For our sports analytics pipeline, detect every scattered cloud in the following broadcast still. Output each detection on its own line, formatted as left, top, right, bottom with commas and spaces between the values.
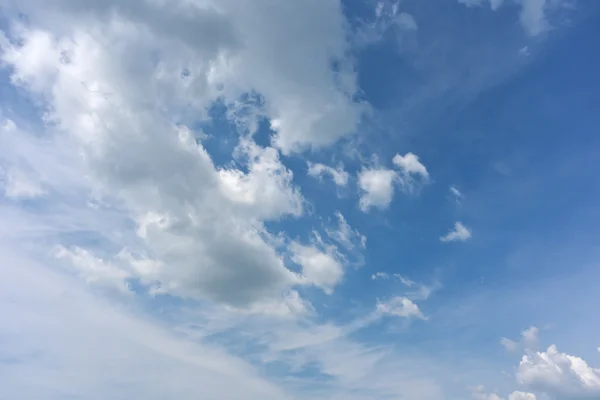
393, 152, 430, 190
517, 344, 600, 398
450, 185, 464, 202
519, 0, 551, 37
307, 162, 349, 187
457, 0, 561, 36
440, 221, 472, 242
376, 296, 427, 320
358, 167, 398, 211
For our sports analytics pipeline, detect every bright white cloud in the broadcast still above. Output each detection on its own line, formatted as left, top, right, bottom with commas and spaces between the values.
290, 241, 344, 294
357, 167, 397, 211
440, 221, 472, 242
376, 296, 426, 320
307, 162, 349, 186
393, 152, 429, 180
517, 344, 600, 398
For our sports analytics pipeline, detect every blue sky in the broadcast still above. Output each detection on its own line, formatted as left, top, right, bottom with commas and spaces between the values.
1, 0, 600, 399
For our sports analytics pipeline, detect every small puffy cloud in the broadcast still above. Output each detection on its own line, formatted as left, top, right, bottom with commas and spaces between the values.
508, 391, 536, 400
219, 139, 304, 220
307, 162, 349, 187
372, 272, 389, 280
440, 221, 472, 242
517, 344, 600, 398
376, 296, 426, 320
392, 152, 429, 180
290, 241, 344, 295
357, 167, 397, 211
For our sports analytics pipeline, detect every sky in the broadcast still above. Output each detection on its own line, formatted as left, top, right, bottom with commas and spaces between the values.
0, 0, 599, 399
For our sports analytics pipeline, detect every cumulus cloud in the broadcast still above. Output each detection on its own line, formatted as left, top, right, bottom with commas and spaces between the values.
307, 162, 349, 187
358, 167, 398, 211
357, 152, 428, 212
517, 345, 600, 398
0, 0, 369, 309
440, 221, 472, 242
376, 296, 427, 320
290, 241, 344, 295
392, 152, 429, 180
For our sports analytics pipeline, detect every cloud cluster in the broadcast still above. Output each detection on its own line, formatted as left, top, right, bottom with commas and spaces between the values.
358, 152, 429, 211
0, 0, 368, 312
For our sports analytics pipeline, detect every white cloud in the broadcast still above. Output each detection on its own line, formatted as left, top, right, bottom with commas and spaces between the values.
307, 162, 349, 187
357, 167, 397, 211
376, 296, 427, 320
470, 388, 536, 400
522, 326, 539, 346
450, 185, 464, 202
4, 0, 365, 154
372, 272, 390, 280
0, 12, 344, 309
508, 391, 536, 400
519, 0, 551, 37
54, 245, 133, 295
290, 241, 344, 295
440, 221, 472, 242
2, 167, 45, 199
325, 211, 367, 251
219, 139, 304, 219
396, 13, 419, 31
393, 152, 429, 180
0, 248, 293, 400
517, 344, 600, 398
